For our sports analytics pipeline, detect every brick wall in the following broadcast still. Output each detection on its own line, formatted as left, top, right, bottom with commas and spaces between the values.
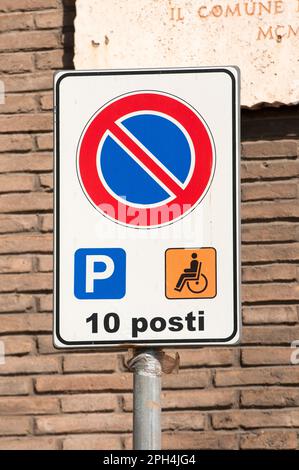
0, 0, 299, 451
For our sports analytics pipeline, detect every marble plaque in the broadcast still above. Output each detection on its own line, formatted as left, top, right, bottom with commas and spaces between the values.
74, 0, 299, 107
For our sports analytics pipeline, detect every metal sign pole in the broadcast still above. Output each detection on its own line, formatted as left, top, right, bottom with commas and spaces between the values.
128, 349, 162, 450
128, 349, 179, 450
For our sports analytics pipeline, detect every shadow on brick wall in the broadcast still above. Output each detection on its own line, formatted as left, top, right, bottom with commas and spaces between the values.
63, 0, 76, 69
242, 105, 299, 141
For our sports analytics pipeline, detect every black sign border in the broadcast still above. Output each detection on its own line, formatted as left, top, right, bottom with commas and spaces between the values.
54, 67, 240, 348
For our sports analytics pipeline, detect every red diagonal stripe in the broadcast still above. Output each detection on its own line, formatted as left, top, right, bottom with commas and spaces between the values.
109, 122, 184, 197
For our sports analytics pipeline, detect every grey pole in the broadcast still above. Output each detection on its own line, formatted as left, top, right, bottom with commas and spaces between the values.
129, 348, 162, 450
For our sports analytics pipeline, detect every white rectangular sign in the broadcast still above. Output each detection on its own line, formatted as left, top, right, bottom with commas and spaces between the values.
54, 67, 241, 348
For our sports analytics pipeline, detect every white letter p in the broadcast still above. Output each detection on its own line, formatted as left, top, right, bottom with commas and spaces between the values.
85, 255, 114, 293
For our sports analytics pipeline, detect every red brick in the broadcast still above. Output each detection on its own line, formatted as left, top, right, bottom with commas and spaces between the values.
1, 335, 35, 355
38, 335, 106, 354
0, 416, 31, 435
4, 72, 53, 92
241, 160, 299, 180
61, 394, 118, 413
162, 412, 205, 431
242, 264, 297, 283
212, 409, 299, 429
241, 347, 292, 365
35, 374, 132, 393
0, 273, 52, 292
242, 201, 299, 220
63, 353, 118, 373
240, 430, 297, 450
0, 31, 61, 51
0, 174, 37, 193
0, 134, 33, 152
0, 396, 59, 414
38, 255, 53, 272
0, 52, 33, 72
0, 234, 52, 254
37, 335, 55, 354
0, 114, 52, 132
40, 214, 53, 232
242, 140, 298, 159
242, 326, 299, 345
35, 50, 67, 70
1, 313, 52, 334
215, 367, 299, 387
163, 371, 211, 389
39, 173, 53, 190
35, 11, 63, 29
242, 306, 298, 325
39, 93, 52, 111
36, 133, 53, 150
162, 389, 236, 410
170, 348, 236, 368
0, 153, 53, 173
0, 94, 37, 113
0, 255, 32, 273
62, 435, 122, 450
38, 294, 53, 312
243, 284, 299, 303
242, 182, 297, 202
242, 244, 299, 263
0, 215, 38, 233
242, 223, 299, 243
0, 377, 31, 396
35, 413, 132, 434
0, 192, 52, 213
0, 1, 59, 12
0, 12, 34, 32
0, 355, 60, 375
241, 388, 299, 408
123, 389, 236, 411
161, 432, 238, 450
0, 437, 58, 450
0, 294, 34, 312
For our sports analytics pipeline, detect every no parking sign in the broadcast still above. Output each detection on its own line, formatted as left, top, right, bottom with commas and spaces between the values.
54, 67, 240, 347
78, 91, 214, 227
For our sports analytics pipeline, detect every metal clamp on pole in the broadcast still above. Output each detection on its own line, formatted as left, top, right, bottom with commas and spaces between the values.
127, 349, 179, 450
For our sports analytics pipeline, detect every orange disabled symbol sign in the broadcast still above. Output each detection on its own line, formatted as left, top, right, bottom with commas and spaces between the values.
165, 248, 217, 299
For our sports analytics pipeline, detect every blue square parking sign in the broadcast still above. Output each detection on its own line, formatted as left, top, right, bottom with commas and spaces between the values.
74, 248, 126, 299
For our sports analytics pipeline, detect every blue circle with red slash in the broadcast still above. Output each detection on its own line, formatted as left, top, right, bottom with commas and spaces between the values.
78, 91, 215, 228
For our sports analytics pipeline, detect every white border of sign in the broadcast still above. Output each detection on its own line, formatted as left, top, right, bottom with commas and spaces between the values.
54, 67, 241, 348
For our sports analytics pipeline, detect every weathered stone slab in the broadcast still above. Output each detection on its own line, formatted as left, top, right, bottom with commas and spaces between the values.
75, 0, 299, 107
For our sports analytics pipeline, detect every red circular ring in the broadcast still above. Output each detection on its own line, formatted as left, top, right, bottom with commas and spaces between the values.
78, 91, 214, 227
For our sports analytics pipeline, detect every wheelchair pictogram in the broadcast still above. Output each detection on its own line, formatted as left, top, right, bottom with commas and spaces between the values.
174, 253, 208, 294
165, 247, 217, 299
